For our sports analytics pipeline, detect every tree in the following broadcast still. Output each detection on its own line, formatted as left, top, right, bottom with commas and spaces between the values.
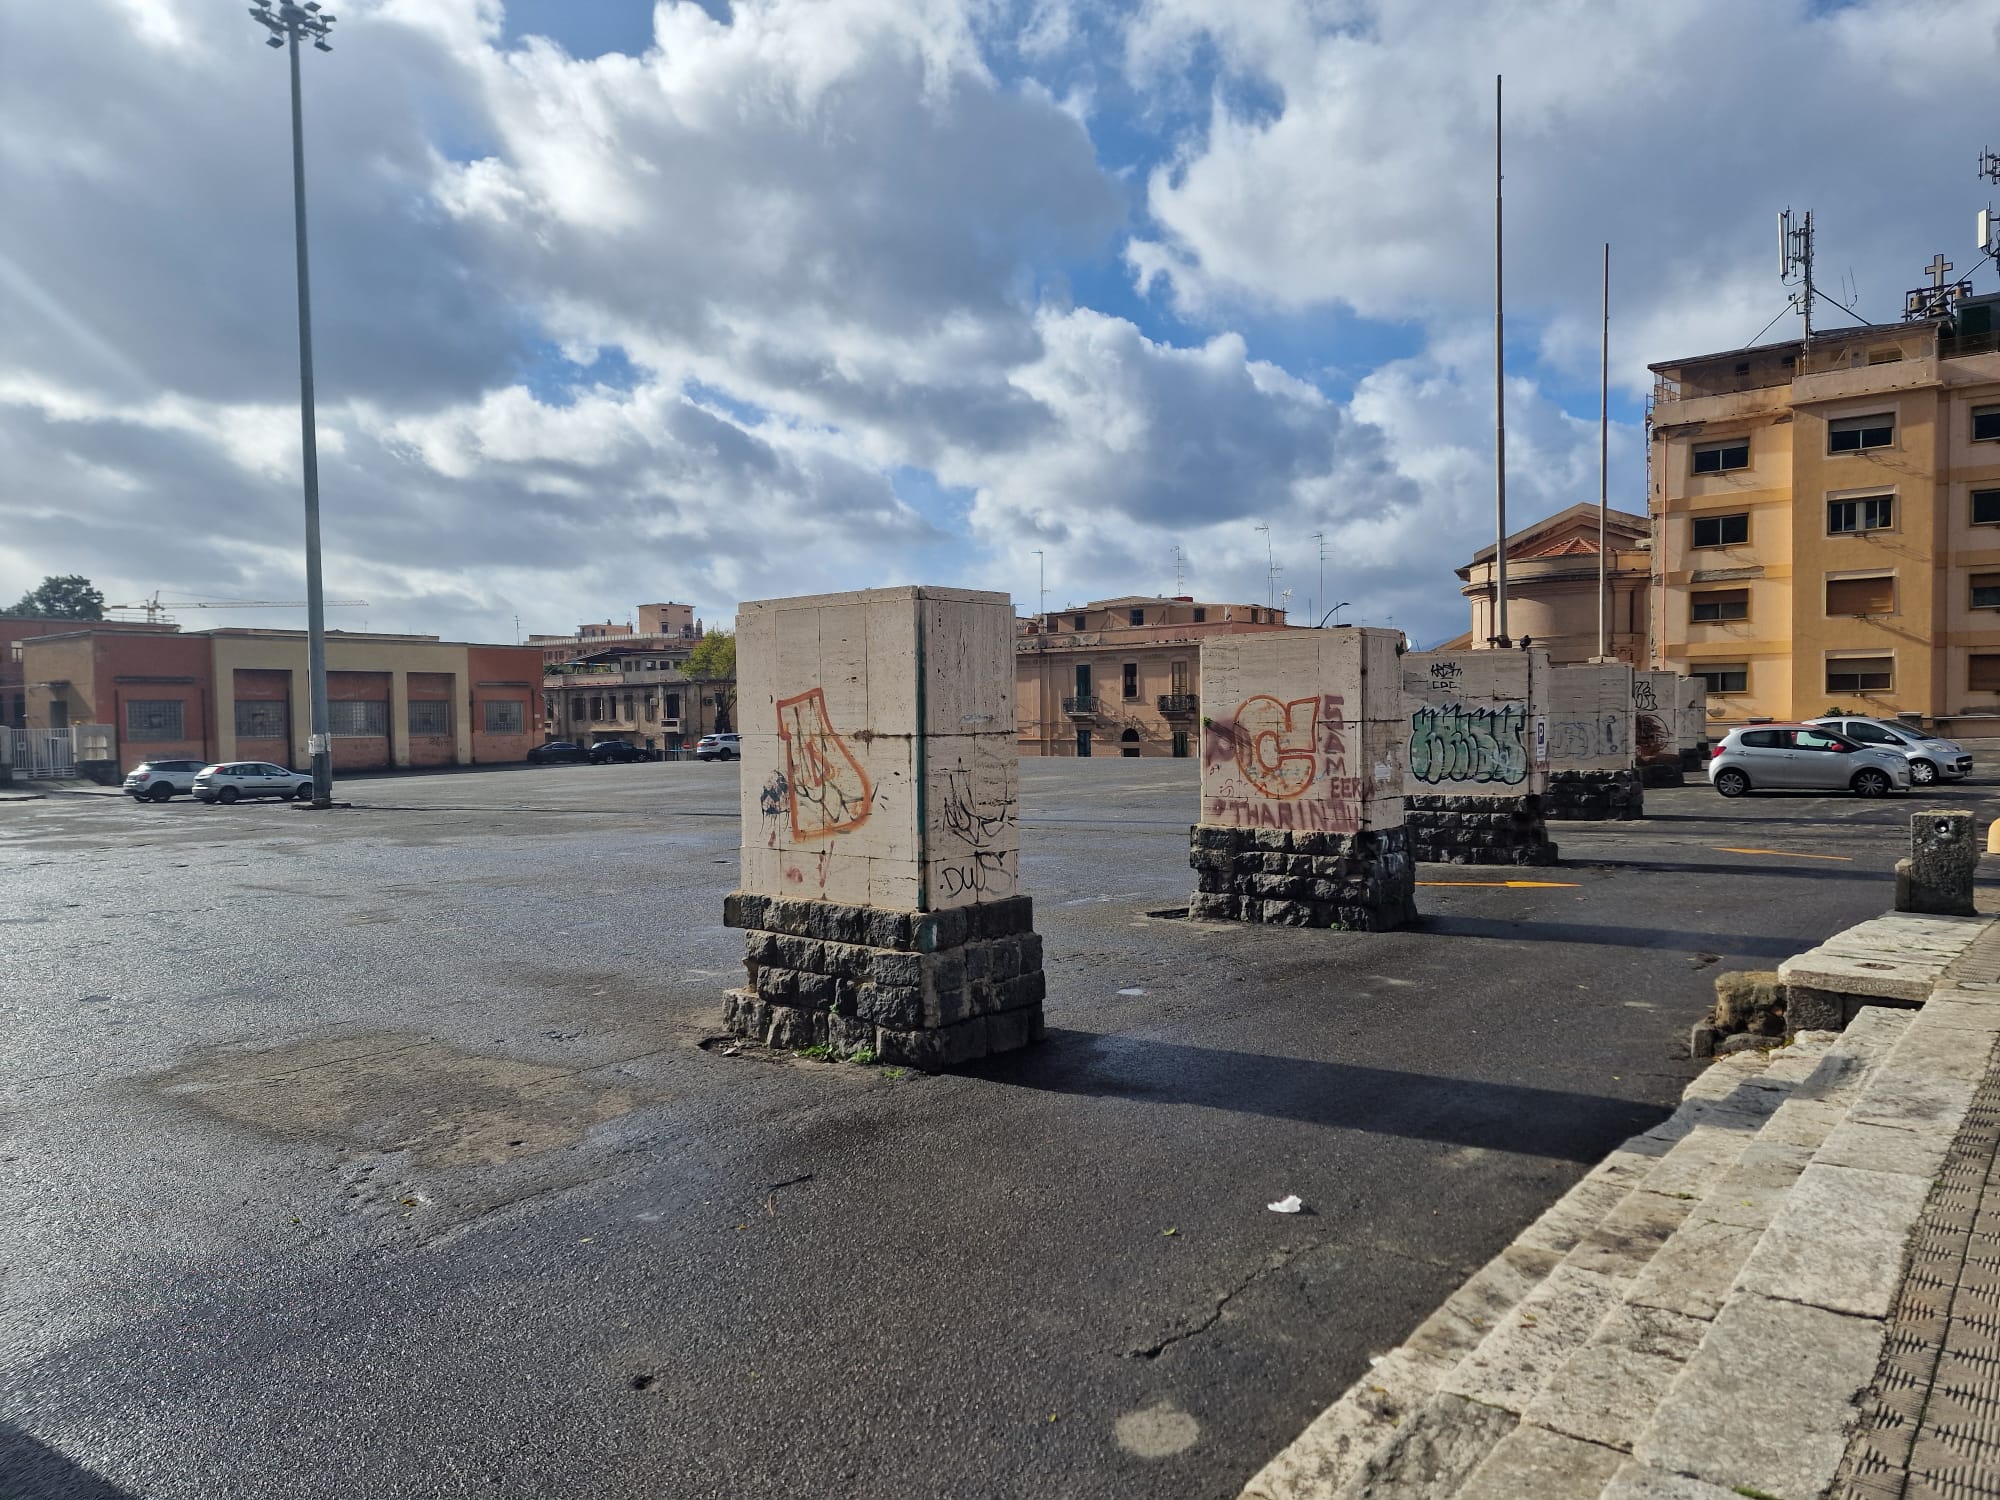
7, 574, 105, 620
685, 628, 736, 680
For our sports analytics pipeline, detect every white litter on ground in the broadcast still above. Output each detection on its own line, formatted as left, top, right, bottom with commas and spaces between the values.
1267, 1194, 1304, 1214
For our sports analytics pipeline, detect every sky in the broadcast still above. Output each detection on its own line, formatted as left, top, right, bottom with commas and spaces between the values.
1, 0, 1997, 647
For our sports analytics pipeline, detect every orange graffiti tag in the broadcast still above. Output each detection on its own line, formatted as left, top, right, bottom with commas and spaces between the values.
774, 687, 874, 841
1235, 694, 1320, 800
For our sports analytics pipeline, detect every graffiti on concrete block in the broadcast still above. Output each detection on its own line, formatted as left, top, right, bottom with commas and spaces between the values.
1427, 660, 1464, 692
1548, 713, 1629, 762
1636, 712, 1674, 761
775, 687, 873, 841
1201, 693, 1358, 833
1633, 679, 1662, 712
1408, 703, 1530, 786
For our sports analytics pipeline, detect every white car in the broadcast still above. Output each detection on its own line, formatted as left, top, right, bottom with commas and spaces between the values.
694, 733, 740, 762
1806, 715, 1972, 786
192, 761, 314, 804
122, 758, 206, 802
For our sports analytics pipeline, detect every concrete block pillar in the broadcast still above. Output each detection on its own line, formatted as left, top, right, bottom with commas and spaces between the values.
1895, 811, 1978, 917
720, 586, 1045, 1068
1543, 662, 1643, 822
1401, 649, 1558, 865
1634, 670, 1684, 787
1189, 627, 1416, 929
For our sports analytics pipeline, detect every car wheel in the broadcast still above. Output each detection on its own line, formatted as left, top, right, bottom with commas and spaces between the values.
1851, 768, 1892, 797
1714, 768, 1750, 799
720, 748, 736, 761
217, 786, 240, 804
1909, 758, 1938, 785
149, 784, 175, 802
294, 783, 314, 801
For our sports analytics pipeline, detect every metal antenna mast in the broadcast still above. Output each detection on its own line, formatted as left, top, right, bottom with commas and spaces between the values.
1310, 531, 1327, 628
1492, 75, 1509, 647
1780, 208, 1816, 354
1033, 549, 1046, 620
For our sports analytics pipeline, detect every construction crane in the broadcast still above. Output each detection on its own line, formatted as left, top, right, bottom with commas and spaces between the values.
106, 591, 369, 625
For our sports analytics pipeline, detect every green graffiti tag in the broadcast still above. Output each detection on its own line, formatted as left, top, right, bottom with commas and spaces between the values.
1409, 703, 1529, 786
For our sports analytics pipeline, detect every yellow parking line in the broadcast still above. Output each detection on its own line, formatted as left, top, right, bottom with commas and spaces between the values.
1416, 880, 1581, 889
1714, 847, 1853, 862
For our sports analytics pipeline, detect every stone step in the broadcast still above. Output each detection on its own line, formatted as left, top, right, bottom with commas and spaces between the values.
1238, 1019, 1909, 1500
1610, 996, 1999, 1500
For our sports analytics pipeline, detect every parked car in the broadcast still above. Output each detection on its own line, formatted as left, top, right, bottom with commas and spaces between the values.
694, 733, 740, 762
1806, 715, 1972, 786
588, 740, 651, 764
192, 761, 314, 804
121, 758, 207, 802
1707, 724, 1911, 799
527, 740, 589, 765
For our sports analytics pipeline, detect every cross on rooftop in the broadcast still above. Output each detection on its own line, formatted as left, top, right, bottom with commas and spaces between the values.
1926, 253, 1955, 289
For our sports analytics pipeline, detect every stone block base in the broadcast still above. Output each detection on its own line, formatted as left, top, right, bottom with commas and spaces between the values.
1638, 760, 1685, 788
1406, 795, 1558, 866
1541, 769, 1644, 822
720, 892, 1045, 1069
1188, 824, 1417, 930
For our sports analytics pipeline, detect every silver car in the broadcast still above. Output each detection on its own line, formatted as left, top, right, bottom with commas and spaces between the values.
192, 761, 314, 804
1708, 724, 1910, 799
1807, 715, 1972, 786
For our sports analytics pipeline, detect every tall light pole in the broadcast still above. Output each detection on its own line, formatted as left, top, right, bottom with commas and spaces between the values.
1254, 523, 1274, 612
250, 0, 338, 807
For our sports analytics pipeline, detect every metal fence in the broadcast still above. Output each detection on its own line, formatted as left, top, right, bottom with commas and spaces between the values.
0, 724, 113, 778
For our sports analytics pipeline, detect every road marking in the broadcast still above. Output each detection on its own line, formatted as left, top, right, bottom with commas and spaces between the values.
1416, 880, 1580, 889
1713, 847, 1853, 862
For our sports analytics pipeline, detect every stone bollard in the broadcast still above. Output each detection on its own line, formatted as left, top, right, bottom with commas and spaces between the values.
1542, 662, 1644, 821
1633, 670, 1685, 787
1189, 627, 1416, 929
1895, 810, 1978, 917
1400, 649, 1559, 864
720, 586, 1046, 1069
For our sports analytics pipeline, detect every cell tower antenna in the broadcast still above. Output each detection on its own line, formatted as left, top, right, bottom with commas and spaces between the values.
1172, 544, 1186, 596
1980, 146, 2000, 186
1979, 148, 1999, 272
1311, 530, 1327, 628
1780, 207, 1817, 352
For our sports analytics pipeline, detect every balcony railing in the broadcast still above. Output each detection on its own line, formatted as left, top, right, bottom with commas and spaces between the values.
1062, 694, 1099, 717
1157, 693, 1198, 717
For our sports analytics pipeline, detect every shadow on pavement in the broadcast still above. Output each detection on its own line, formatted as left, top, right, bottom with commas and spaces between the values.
963, 1030, 1668, 1164
0, 1423, 139, 1499
1563, 858, 1882, 883
1422, 915, 1806, 958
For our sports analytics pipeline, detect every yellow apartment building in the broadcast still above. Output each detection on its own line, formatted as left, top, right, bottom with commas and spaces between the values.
1648, 293, 2000, 733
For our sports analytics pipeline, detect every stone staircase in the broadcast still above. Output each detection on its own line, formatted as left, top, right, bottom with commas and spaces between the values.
1241, 989, 2000, 1500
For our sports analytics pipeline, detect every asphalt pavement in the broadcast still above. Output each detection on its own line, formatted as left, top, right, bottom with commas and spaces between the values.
3, 758, 1994, 1500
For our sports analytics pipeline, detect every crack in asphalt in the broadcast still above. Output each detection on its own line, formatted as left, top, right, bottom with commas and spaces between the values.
1122, 1241, 1323, 1360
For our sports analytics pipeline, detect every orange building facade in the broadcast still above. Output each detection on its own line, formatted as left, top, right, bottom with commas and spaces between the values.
18, 627, 544, 774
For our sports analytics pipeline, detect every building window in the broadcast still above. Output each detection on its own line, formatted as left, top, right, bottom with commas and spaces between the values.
1971, 655, 2000, 692
1073, 614, 1086, 630
1192, 608, 1206, 623
235, 701, 285, 740
1122, 662, 1139, 699
1171, 731, 1189, 758
1827, 412, 1895, 453
409, 700, 451, 737
1825, 655, 1894, 693
1825, 574, 1895, 616
1691, 513, 1749, 548
126, 699, 184, 742
483, 699, 524, 734
665, 693, 681, 719
1974, 405, 2000, 442
1973, 489, 2000, 526
1694, 665, 1749, 694
1691, 438, 1749, 475
1828, 495, 1894, 534
1128, 608, 1144, 626
1868, 348, 1903, 365
1690, 588, 1748, 623
327, 700, 388, 737
1972, 573, 2000, 610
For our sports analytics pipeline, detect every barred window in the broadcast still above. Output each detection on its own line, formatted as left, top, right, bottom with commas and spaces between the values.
408, 700, 451, 737
483, 699, 524, 734
235, 701, 286, 739
126, 699, 184, 742
327, 700, 387, 737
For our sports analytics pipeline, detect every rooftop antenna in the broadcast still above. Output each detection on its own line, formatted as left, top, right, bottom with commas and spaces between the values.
1311, 530, 1327, 627
1978, 148, 1999, 275
1032, 549, 1046, 620
1253, 523, 1274, 611
1780, 207, 1817, 353
1172, 543, 1187, 596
